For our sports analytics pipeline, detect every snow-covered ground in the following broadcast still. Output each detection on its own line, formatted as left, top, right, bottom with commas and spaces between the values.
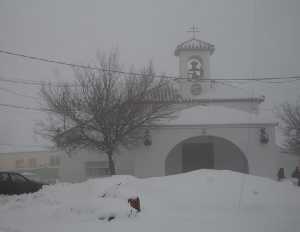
0, 170, 300, 232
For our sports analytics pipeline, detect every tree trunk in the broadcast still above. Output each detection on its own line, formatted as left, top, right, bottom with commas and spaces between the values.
107, 150, 116, 175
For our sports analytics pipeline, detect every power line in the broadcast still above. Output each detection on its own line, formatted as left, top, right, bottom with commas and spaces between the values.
0, 103, 53, 112
0, 102, 83, 113
0, 87, 38, 99
0, 101, 278, 114
211, 75, 300, 81
0, 49, 176, 80
1, 49, 300, 82
0, 143, 51, 148
217, 81, 261, 96
257, 79, 300, 84
0, 76, 78, 87
1, 73, 300, 90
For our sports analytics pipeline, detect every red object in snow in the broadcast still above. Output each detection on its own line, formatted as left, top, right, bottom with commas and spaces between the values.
128, 197, 141, 212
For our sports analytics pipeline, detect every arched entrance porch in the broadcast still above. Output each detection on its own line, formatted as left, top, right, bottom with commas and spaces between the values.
165, 135, 249, 175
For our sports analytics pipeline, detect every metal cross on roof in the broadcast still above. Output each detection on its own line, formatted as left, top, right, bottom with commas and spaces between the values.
187, 25, 201, 39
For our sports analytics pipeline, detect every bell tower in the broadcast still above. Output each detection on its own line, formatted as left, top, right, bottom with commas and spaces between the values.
174, 27, 215, 96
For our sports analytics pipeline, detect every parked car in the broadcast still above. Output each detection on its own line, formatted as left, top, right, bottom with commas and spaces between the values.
21, 172, 42, 182
0, 172, 47, 195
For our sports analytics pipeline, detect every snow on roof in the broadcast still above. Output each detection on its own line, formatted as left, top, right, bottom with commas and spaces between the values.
21, 172, 38, 176
0, 147, 55, 155
158, 105, 278, 126
137, 80, 264, 104
175, 38, 215, 56
0, 148, 42, 154
175, 81, 265, 102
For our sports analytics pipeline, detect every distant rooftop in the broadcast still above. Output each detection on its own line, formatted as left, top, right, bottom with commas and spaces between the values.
0, 145, 54, 154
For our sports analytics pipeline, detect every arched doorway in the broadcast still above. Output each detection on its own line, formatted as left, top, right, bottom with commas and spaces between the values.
165, 136, 249, 175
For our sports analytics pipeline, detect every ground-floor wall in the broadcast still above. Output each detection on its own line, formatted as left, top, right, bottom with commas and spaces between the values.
58, 124, 300, 182
132, 125, 282, 180
59, 148, 134, 183
277, 152, 300, 178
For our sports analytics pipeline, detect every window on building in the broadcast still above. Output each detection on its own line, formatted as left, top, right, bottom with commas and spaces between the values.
85, 161, 110, 178
16, 159, 25, 169
29, 158, 37, 168
49, 156, 60, 166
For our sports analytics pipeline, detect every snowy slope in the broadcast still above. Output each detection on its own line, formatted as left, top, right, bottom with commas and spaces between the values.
0, 170, 300, 232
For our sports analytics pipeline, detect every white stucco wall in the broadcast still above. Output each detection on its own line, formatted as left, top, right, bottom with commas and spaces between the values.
59, 148, 134, 183
59, 150, 105, 182
132, 124, 279, 180
276, 152, 300, 177
59, 122, 285, 182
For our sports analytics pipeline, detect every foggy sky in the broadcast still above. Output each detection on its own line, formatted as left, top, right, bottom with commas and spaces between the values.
0, 0, 300, 152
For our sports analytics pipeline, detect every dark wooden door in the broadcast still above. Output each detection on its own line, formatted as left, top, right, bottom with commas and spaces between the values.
182, 143, 214, 172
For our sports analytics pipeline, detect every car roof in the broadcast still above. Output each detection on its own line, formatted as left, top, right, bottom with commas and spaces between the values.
0, 171, 25, 175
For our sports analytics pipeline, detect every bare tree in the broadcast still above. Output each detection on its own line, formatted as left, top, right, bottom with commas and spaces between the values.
277, 101, 300, 156
38, 51, 179, 175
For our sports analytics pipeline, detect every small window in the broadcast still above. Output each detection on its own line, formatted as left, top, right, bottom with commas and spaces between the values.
50, 156, 60, 166
16, 159, 25, 169
10, 174, 27, 184
0, 173, 9, 182
85, 161, 110, 178
29, 158, 37, 168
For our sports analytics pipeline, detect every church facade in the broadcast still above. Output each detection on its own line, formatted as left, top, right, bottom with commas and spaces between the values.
59, 37, 297, 182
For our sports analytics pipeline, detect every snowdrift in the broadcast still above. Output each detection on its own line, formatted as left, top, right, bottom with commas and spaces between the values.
0, 170, 300, 232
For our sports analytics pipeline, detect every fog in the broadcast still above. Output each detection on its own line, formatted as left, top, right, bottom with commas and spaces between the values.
0, 0, 300, 152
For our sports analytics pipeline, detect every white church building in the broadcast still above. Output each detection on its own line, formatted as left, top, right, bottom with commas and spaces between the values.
59, 36, 299, 182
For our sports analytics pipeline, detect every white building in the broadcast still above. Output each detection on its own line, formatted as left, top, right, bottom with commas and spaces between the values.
59, 36, 299, 182
0, 150, 60, 182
